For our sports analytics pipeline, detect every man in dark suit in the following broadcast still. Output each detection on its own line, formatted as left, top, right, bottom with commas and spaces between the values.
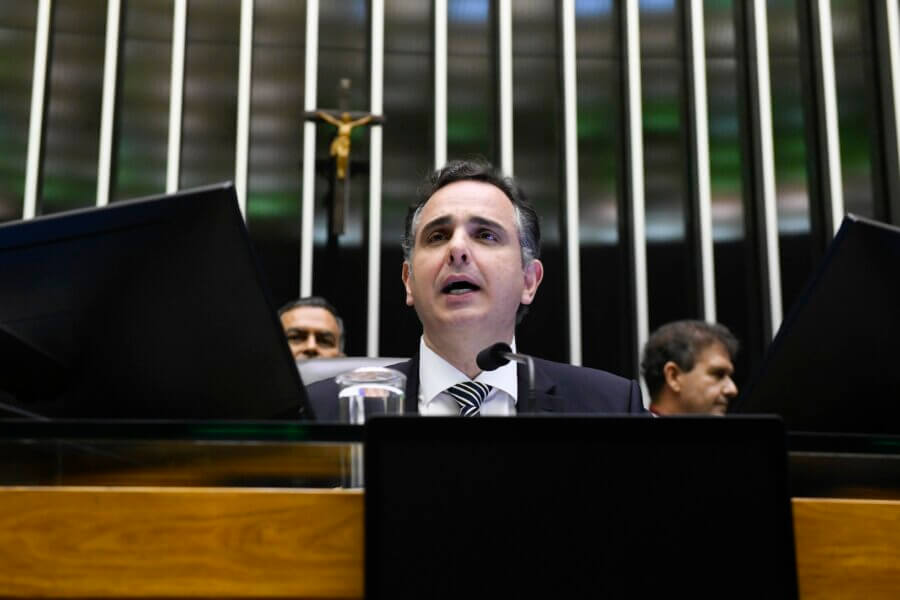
306, 159, 644, 419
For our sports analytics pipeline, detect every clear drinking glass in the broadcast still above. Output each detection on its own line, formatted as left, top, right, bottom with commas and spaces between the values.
335, 367, 405, 424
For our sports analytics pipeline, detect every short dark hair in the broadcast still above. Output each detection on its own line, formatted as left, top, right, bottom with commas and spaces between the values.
402, 159, 541, 264
402, 159, 541, 323
277, 296, 345, 352
640, 320, 739, 401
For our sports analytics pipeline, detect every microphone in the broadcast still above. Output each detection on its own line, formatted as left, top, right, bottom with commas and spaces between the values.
476, 342, 536, 413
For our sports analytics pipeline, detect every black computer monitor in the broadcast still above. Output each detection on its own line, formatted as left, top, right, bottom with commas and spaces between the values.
731, 214, 900, 435
365, 416, 798, 598
0, 183, 310, 420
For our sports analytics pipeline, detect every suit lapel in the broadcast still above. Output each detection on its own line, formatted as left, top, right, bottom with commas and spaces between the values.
517, 360, 596, 414
401, 354, 420, 413
517, 361, 557, 413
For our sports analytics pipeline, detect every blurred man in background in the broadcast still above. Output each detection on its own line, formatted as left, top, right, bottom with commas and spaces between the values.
278, 296, 344, 360
641, 320, 739, 416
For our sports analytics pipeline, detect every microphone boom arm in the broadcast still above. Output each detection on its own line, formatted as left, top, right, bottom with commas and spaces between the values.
503, 352, 536, 413
476, 342, 537, 413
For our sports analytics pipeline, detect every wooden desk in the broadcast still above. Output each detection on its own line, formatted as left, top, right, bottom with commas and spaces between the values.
0, 487, 362, 599
0, 488, 897, 598
793, 498, 900, 599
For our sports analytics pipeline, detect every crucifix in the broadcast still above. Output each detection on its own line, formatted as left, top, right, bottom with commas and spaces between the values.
304, 79, 384, 235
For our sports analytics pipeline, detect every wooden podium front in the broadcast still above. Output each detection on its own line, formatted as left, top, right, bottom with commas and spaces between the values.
0, 487, 364, 598
0, 423, 897, 598
0, 488, 898, 599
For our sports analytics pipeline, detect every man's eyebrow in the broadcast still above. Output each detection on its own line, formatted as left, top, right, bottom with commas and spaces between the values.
285, 326, 333, 334
419, 215, 452, 235
468, 215, 506, 231
420, 214, 507, 233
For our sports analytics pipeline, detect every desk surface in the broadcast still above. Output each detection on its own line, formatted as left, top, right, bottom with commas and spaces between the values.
3, 420, 899, 496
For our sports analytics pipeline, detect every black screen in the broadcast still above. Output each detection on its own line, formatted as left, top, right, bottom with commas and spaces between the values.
365, 416, 797, 598
0, 183, 309, 419
731, 215, 900, 435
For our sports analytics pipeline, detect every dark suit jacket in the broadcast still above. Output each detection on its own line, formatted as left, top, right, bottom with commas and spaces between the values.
305, 354, 645, 421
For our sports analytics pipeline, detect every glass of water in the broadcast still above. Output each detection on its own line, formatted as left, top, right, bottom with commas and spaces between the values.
335, 367, 405, 424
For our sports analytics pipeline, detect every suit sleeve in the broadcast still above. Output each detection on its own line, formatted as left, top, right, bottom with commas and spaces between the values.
627, 379, 646, 413
305, 378, 341, 421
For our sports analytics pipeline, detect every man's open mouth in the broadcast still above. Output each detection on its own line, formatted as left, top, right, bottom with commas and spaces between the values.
442, 280, 480, 295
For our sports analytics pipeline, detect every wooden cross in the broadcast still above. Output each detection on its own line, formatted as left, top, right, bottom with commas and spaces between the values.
304, 79, 384, 235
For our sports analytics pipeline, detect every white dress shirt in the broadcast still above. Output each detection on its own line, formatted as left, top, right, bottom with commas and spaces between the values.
417, 336, 519, 416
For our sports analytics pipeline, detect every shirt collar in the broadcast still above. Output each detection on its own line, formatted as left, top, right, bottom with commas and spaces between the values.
418, 337, 519, 406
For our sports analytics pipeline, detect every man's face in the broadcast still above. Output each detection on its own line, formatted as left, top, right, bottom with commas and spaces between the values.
670, 342, 737, 415
401, 180, 542, 344
280, 306, 342, 360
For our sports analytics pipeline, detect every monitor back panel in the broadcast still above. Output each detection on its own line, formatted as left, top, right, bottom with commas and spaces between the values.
0, 183, 307, 419
732, 215, 900, 434
365, 416, 797, 599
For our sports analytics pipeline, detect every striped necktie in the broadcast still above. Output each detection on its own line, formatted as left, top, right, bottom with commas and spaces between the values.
445, 381, 492, 417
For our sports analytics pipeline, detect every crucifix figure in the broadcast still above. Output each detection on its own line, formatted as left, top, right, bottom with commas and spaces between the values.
304, 79, 384, 235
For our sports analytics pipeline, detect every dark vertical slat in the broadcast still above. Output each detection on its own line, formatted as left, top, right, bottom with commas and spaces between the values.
510, 0, 567, 363
615, 0, 640, 378
732, 0, 775, 351
377, 0, 432, 358
795, 0, 833, 257
866, 0, 900, 224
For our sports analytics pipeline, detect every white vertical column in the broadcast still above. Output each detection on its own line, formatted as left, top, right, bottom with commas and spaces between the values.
752, 0, 783, 336
434, 0, 447, 168
498, 0, 513, 174
234, 0, 254, 219
687, 0, 716, 322
300, 0, 320, 297
561, 0, 581, 365
367, 0, 385, 357
889, 0, 900, 174
23, 0, 52, 220
96, 0, 121, 207
884, 0, 900, 173
166, 0, 187, 193
624, 0, 648, 374
816, 0, 844, 235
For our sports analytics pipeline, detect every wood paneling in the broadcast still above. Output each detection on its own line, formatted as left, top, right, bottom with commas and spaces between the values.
0, 487, 363, 598
0, 489, 898, 598
793, 498, 900, 600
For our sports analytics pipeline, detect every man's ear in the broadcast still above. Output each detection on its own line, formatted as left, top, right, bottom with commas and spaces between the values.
520, 259, 544, 305
663, 361, 682, 393
402, 261, 414, 307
